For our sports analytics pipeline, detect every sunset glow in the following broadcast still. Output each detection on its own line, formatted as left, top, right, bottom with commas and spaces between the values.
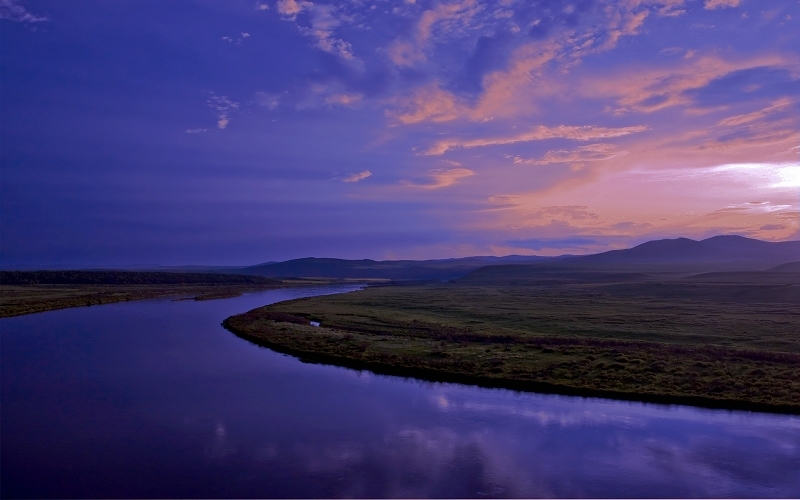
1, 0, 798, 266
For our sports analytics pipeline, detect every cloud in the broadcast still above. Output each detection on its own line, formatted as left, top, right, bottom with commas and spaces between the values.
301, 4, 357, 61
704, 0, 741, 10
402, 167, 474, 189
695, 127, 800, 154
649, 0, 689, 17
596, 7, 649, 52
0, 0, 47, 22
768, 164, 800, 188
470, 41, 559, 120
324, 92, 362, 107
276, 0, 308, 19
387, 82, 461, 124
383, 1, 696, 125
185, 128, 208, 134
207, 95, 240, 129
507, 236, 610, 251
509, 144, 627, 165
296, 83, 364, 109
256, 3, 269, 10
586, 55, 797, 114
425, 125, 648, 155
255, 91, 281, 110
526, 205, 601, 222
221, 32, 250, 45
686, 66, 800, 108
386, 39, 427, 68
690, 98, 799, 155
275, 0, 359, 63
341, 170, 372, 183
718, 99, 794, 130
482, 161, 800, 248
386, 0, 482, 68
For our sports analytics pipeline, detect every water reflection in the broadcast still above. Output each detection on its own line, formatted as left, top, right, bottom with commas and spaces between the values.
2, 287, 799, 498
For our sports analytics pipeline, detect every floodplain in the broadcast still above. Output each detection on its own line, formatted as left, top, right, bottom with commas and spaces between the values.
0, 271, 355, 317
226, 269, 800, 412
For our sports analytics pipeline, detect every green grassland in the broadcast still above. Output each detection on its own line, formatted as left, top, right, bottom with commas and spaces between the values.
224, 276, 800, 412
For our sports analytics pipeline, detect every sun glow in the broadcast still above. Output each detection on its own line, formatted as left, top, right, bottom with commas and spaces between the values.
713, 162, 800, 189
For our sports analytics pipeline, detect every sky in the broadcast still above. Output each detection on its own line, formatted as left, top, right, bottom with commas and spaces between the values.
1, 0, 798, 268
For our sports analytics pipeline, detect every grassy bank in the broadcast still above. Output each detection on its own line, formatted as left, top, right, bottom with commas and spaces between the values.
0, 271, 341, 317
224, 280, 800, 413
0, 271, 382, 318
0, 283, 284, 317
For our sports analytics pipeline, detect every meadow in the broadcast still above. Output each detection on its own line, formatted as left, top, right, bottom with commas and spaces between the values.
0, 271, 289, 317
225, 275, 800, 412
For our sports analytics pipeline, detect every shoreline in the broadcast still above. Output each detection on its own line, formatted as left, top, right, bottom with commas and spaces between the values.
0, 279, 363, 318
0, 284, 279, 318
222, 317, 800, 416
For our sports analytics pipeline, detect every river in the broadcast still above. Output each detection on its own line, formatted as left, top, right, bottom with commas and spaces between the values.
2, 285, 799, 498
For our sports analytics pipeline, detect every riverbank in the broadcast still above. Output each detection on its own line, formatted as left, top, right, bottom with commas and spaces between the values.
224, 282, 800, 413
0, 271, 366, 317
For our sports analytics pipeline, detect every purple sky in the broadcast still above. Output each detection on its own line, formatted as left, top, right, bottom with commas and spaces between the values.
1, 0, 798, 268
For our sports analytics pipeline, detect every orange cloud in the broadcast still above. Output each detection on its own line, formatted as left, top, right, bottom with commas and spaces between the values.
704, 0, 741, 9
470, 41, 559, 120
386, 41, 560, 125
585, 55, 796, 114
342, 170, 372, 183
387, 83, 462, 124
402, 167, 474, 189
384, 1, 699, 126
386, 0, 481, 68
478, 161, 800, 245
510, 143, 627, 165
716, 98, 793, 127
425, 124, 648, 155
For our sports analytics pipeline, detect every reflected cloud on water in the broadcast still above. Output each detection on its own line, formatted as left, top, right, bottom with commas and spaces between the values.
178, 381, 800, 498
3, 287, 798, 498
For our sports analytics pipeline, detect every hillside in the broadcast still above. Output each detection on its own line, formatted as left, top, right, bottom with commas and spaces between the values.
769, 261, 800, 272
566, 235, 799, 269
239, 255, 551, 280
460, 236, 800, 284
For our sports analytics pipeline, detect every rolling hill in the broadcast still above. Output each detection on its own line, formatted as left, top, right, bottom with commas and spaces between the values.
238, 255, 551, 280
459, 236, 800, 284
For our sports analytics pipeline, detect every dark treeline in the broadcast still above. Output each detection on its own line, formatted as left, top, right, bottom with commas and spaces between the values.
0, 271, 282, 286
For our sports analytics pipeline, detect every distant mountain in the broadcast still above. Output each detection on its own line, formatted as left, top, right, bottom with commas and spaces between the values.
15, 236, 793, 282
552, 235, 799, 270
460, 236, 800, 284
238, 255, 552, 280
180, 236, 800, 280
152, 265, 253, 273
769, 261, 800, 272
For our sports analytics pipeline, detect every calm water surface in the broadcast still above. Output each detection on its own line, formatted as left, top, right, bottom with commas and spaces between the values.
2, 286, 799, 498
